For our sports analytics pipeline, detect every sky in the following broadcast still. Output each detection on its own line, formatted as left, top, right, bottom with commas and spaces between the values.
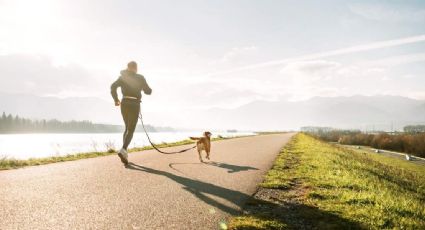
0, 0, 425, 116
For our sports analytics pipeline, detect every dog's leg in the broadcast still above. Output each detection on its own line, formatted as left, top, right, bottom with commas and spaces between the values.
198, 149, 203, 162
206, 150, 210, 160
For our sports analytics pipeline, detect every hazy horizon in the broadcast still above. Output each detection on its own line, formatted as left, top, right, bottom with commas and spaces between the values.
1, 0, 425, 130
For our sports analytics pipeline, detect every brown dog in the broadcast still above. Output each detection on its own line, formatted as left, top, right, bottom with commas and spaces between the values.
190, 131, 212, 162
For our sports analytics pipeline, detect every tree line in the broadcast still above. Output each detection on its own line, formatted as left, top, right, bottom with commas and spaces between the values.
404, 125, 425, 133
0, 112, 166, 133
302, 126, 425, 158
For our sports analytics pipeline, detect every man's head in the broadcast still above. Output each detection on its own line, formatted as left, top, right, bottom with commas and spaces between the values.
127, 61, 138, 73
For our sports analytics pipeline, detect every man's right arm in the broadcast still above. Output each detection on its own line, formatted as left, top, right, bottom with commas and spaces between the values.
110, 78, 122, 105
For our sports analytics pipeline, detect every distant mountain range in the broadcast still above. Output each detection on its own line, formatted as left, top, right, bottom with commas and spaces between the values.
0, 92, 173, 132
1, 92, 424, 131
197, 95, 425, 131
0, 92, 119, 124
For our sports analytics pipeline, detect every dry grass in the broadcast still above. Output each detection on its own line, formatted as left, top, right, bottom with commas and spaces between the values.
229, 133, 425, 229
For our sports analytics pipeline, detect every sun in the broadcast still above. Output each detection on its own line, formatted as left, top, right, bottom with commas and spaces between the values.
0, 0, 62, 55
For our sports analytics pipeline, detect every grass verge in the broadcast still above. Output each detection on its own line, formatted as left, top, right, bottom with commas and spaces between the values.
228, 133, 425, 229
0, 136, 235, 170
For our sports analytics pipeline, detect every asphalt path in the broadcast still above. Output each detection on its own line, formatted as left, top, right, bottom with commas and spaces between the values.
0, 133, 295, 229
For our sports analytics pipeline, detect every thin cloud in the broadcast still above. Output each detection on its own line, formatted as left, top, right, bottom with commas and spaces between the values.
349, 4, 425, 23
364, 52, 425, 67
206, 34, 425, 77
219, 46, 258, 63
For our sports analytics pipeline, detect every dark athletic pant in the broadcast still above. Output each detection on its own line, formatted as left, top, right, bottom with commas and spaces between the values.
121, 99, 140, 150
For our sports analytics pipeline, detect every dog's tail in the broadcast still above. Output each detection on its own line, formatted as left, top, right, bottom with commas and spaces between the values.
190, 137, 200, 140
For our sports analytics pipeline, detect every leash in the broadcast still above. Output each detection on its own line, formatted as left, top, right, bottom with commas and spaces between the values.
138, 111, 196, 154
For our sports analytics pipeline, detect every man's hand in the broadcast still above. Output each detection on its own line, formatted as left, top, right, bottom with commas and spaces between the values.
115, 100, 121, 106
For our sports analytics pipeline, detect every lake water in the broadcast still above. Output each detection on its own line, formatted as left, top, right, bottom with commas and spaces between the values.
0, 132, 254, 159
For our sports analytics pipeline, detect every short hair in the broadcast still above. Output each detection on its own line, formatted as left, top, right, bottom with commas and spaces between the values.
127, 61, 137, 69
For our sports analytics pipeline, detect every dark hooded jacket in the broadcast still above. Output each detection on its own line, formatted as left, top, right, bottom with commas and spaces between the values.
110, 70, 152, 102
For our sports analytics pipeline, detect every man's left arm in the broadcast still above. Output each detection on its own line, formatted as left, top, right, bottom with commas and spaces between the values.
141, 76, 152, 95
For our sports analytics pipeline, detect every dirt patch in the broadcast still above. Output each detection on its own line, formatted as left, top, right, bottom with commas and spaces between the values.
240, 178, 317, 229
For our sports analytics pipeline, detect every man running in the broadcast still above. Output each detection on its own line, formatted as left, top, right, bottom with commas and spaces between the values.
111, 61, 152, 164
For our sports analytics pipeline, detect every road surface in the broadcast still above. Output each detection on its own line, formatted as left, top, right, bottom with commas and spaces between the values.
0, 133, 294, 229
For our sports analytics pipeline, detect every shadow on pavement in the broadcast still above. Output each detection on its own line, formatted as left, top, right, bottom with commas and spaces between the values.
205, 161, 259, 173
168, 161, 259, 174
126, 162, 246, 215
125, 162, 364, 229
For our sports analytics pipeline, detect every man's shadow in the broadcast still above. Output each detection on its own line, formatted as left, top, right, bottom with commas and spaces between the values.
125, 163, 363, 229
126, 162, 247, 215
168, 161, 259, 174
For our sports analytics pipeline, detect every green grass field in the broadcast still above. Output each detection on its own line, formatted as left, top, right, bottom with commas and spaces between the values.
0, 136, 233, 170
229, 133, 425, 229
